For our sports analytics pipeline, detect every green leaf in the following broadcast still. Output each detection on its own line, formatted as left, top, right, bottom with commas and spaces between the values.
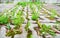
17, 2, 27, 7
32, 12, 39, 20
39, 24, 56, 36
25, 21, 31, 31
6, 23, 11, 30
0, 15, 8, 24
27, 30, 33, 38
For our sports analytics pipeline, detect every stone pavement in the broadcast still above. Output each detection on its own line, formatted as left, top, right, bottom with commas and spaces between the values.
44, 4, 60, 14
0, 4, 15, 12
0, 4, 60, 38
44, 4, 60, 38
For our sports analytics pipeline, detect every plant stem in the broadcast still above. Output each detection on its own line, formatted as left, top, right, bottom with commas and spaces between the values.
26, 5, 29, 20
25, 5, 30, 31
42, 34, 46, 38
36, 19, 42, 28
32, 0, 35, 2
27, 29, 32, 38
11, 35, 14, 38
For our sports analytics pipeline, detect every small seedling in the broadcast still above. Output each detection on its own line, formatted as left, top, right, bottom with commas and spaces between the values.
32, 12, 39, 21
27, 29, 33, 38
0, 14, 8, 25
34, 24, 56, 38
